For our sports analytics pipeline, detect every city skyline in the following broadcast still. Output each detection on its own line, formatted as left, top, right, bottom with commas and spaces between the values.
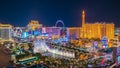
0, 0, 120, 27
0, 0, 120, 68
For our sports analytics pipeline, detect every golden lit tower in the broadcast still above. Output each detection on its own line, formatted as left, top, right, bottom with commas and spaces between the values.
82, 10, 85, 27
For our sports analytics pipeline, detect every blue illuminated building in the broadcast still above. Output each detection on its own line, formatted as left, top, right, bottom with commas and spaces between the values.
21, 31, 29, 38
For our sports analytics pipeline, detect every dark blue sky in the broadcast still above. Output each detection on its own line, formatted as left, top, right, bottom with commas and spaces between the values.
0, 0, 120, 27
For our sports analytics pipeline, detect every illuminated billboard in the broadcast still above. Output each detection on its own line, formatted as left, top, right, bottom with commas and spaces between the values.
102, 36, 108, 48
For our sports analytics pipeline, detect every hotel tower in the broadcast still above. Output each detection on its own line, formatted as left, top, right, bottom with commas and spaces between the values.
68, 10, 114, 40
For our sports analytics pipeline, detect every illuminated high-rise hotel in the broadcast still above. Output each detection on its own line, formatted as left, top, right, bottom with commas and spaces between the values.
68, 10, 114, 40
81, 10, 114, 40
0, 24, 12, 41
27, 20, 42, 30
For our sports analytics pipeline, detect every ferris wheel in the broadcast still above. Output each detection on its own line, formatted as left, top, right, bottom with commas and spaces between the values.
55, 20, 65, 27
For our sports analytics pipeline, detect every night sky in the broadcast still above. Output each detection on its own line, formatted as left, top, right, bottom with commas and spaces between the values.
0, 0, 120, 27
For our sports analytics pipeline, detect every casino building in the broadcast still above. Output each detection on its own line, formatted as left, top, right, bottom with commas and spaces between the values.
0, 24, 12, 41
68, 10, 114, 40
27, 20, 42, 30
0, 11, 115, 41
